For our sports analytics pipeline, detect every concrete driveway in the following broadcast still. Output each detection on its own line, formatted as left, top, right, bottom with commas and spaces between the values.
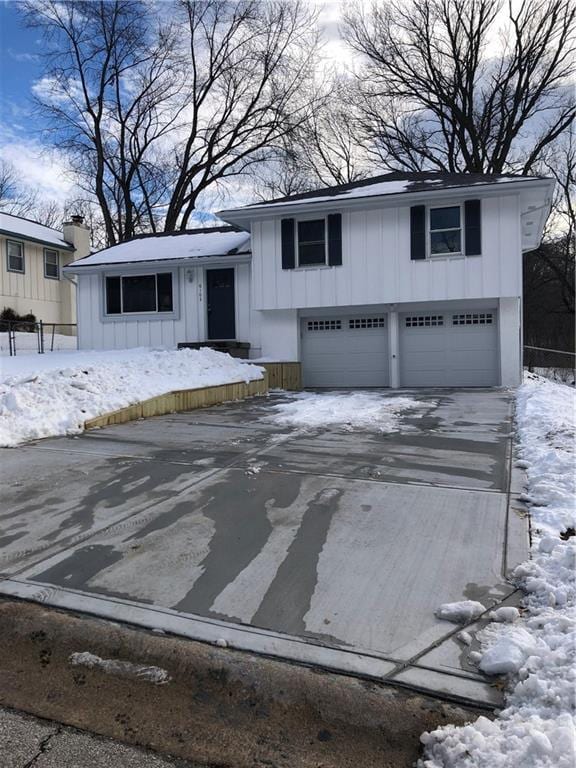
0, 389, 527, 708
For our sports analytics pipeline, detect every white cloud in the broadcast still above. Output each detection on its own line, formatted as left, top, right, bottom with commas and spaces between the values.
7, 49, 40, 63
0, 125, 76, 204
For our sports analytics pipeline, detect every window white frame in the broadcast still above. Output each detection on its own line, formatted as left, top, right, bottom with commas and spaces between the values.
6, 239, 25, 273
103, 271, 176, 318
44, 248, 60, 280
427, 204, 463, 258
296, 216, 328, 268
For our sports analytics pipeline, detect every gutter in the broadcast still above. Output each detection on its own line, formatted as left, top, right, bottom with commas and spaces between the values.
0, 228, 75, 252
63, 252, 252, 275
218, 178, 555, 224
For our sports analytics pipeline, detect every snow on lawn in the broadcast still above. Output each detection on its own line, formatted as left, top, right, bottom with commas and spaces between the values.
419, 373, 576, 768
268, 391, 422, 432
0, 347, 264, 448
0, 331, 78, 355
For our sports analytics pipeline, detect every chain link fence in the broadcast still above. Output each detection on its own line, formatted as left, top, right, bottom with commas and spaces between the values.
524, 345, 576, 386
0, 320, 78, 356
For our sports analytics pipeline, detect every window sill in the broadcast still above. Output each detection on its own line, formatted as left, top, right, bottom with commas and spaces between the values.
7, 268, 25, 274
293, 264, 334, 272
102, 311, 180, 322
419, 253, 482, 262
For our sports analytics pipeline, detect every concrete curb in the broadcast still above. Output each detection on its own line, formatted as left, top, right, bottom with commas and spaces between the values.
0, 599, 482, 768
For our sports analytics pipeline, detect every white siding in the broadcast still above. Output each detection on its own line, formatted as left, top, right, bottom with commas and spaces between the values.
251, 194, 522, 311
76, 264, 262, 354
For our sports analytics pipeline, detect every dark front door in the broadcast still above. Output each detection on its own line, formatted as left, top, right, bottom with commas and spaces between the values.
206, 268, 236, 340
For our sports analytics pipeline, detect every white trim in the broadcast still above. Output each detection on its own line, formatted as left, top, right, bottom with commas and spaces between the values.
295, 215, 328, 268
6, 238, 25, 274
427, 203, 464, 258
43, 247, 60, 280
218, 177, 554, 223
204, 264, 237, 341
100, 268, 180, 322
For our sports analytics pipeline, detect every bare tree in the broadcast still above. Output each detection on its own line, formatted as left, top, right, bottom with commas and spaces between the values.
25, 1, 185, 244
253, 75, 372, 201
0, 158, 63, 227
0, 159, 36, 217
162, 0, 319, 230
343, 0, 576, 174
24, 0, 319, 243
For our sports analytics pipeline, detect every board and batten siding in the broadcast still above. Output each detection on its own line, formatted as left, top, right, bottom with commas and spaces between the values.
250, 194, 522, 311
0, 235, 75, 323
76, 263, 262, 354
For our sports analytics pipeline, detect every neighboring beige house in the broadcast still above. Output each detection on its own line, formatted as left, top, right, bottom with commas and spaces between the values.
0, 212, 91, 325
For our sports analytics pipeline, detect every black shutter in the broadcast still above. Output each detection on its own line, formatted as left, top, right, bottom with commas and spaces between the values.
410, 205, 426, 260
281, 218, 295, 269
465, 200, 481, 255
327, 213, 342, 266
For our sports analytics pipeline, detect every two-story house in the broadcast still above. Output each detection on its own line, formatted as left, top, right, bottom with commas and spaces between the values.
64, 172, 553, 388
0, 212, 91, 325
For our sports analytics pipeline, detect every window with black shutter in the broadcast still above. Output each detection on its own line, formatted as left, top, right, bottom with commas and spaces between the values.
298, 219, 326, 266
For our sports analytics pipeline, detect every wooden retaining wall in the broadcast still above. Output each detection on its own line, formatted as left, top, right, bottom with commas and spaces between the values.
256, 362, 302, 391
84, 375, 268, 431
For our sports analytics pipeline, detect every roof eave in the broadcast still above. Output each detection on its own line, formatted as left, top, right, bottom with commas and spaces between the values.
63, 252, 252, 274
0, 228, 75, 252
218, 178, 555, 223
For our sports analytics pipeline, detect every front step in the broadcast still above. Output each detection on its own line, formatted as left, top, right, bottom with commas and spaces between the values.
178, 341, 250, 359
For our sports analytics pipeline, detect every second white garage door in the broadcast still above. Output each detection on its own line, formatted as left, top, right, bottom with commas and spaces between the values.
301, 315, 389, 387
400, 309, 499, 387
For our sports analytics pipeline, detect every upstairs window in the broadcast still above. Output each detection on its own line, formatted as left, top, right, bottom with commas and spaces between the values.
429, 206, 461, 256
298, 219, 326, 266
7, 240, 24, 273
105, 273, 173, 315
44, 248, 59, 279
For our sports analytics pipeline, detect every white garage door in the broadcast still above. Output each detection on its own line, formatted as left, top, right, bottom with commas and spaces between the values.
301, 315, 389, 387
400, 310, 499, 387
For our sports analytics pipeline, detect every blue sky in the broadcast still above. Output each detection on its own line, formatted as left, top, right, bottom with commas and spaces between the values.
0, 0, 348, 211
1, 1, 43, 121
0, 1, 75, 202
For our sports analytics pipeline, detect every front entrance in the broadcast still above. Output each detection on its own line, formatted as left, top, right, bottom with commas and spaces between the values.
207, 268, 236, 340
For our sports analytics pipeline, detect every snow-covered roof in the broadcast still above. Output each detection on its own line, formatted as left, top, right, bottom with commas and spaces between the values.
65, 227, 251, 270
0, 211, 73, 250
219, 171, 554, 221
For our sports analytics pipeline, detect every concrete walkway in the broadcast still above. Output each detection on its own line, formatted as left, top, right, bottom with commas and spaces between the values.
0, 706, 202, 767
0, 389, 527, 707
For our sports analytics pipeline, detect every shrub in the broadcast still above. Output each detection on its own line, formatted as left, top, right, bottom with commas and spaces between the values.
0, 307, 37, 332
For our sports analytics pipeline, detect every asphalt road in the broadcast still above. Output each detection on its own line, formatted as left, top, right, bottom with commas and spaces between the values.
0, 706, 204, 768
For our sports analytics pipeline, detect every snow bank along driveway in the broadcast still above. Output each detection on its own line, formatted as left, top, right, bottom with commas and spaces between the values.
0, 348, 263, 448
420, 374, 576, 768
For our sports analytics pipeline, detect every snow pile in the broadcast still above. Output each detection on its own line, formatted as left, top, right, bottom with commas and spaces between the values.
419, 374, 576, 768
268, 391, 422, 431
0, 347, 263, 447
435, 601, 486, 623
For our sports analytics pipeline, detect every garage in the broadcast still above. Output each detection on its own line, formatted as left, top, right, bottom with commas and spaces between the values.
400, 309, 499, 387
301, 314, 389, 387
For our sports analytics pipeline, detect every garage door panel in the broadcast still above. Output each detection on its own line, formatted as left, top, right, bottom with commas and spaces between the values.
302, 316, 389, 388
400, 309, 499, 387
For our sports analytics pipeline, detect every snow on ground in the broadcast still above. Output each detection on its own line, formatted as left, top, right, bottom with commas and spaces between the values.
419, 373, 576, 768
0, 347, 263, 448
0, 331, 77, 355
268, 391, 422, 432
